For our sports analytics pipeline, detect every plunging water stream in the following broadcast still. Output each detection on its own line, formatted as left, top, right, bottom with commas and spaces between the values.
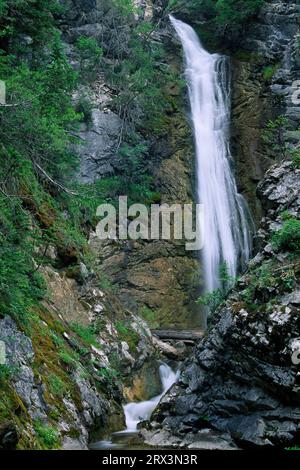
90, 363, 178, 450
170, 16, 253, 293
123, 363, 179, 432
90, 18, 254, 451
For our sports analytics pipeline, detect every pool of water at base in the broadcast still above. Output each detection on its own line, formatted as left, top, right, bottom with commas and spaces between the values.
89, 431, 151, 450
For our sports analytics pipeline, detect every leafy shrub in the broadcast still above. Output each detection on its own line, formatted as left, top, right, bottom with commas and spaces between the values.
139, 306, 158, 327
272, 219, 300, 254
196, 263, 235, 314
288, 148, 300, 169
240, 260, 297, 309
75, 96, 93, 124
197, 287, 228, 314
112, 0, 137, 16
0, 197, 46, 320
76, 36, 103, 81
262, 116, 290, 160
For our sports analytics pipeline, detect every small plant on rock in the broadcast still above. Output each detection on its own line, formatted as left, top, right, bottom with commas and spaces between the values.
272, 219, 300, 255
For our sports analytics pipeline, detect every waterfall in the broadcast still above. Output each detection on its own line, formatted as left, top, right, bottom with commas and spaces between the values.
170, 16, 253, 293
123, 363, 179, 432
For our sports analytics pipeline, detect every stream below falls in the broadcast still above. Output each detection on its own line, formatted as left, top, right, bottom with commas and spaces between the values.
89, 363, 179, 450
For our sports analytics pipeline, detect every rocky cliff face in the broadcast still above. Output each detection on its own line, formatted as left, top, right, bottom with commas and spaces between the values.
232, 0, 300, 220
0, 258, 164, 449
141, 0, 300, 449
0, 1, 198, 449
142, 159, 300, 449
1, 0, 299, 451
57, 0, 202, 328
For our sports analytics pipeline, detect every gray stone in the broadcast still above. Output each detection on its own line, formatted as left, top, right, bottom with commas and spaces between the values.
72, 109, 122, 183
0, 317, 47, 420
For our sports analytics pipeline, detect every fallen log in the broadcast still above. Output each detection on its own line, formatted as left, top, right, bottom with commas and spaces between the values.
151, 329, 204, 342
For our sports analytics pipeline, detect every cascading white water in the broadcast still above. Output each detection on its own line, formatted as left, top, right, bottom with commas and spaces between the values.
170, 16, 253, 293
123, 363, 179, 432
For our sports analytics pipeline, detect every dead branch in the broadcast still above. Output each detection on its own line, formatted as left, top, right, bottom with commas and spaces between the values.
33, 161, 79, 196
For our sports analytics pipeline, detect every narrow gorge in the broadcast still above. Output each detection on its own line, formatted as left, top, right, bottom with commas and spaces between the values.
0, 0, 299, 453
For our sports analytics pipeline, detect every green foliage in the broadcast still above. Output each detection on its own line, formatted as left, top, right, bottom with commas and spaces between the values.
105, 5, 179, 136
0, 364, 13, 382
197, 288, 227, 314
47, 373, 66, 398
272, 219, 300, 254
34, 420, 60, 449
215, 0, 263, 37
263, 64, 279, 82
97, 273, 117, 293
112, 0, 136, 16
76, 36, 103, 81
167, 0, 263, 46
139, 306, 158, 327
117, 142, 148, 180
288, 148, 300, 169
75, 96, 94, 124
72, 323, 100, 348
0, 2, 99, 324
0, 0, 64, 53
77, 36, 103, 59
95, 366, 120, 385
58, 349, 79, 370
262, 116, 290, 160
196, 263, 235, 314
240, 260, 297, 309
0, 44, 79, 184
115, 321, 140, 353
0, 197, 46, 320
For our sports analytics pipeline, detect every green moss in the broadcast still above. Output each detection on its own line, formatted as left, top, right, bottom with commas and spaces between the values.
47, 373, 66, 398
139, 306, 159, 328
115, 321, 140, 353
263, 64, 279, 82
71, 323, 100, 348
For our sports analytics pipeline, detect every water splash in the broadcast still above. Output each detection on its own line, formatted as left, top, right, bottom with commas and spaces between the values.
170, 16, 253, 293
123, 363, 179, 432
